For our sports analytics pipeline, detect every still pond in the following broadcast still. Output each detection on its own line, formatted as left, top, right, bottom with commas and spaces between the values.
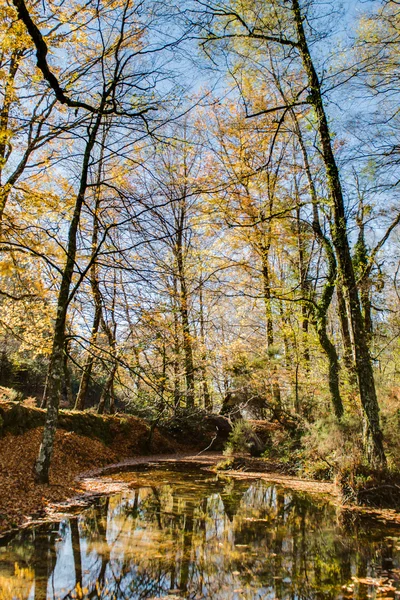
1, 463, 400, 599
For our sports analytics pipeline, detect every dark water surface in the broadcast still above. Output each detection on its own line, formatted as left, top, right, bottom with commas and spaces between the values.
1, 463, 400, 600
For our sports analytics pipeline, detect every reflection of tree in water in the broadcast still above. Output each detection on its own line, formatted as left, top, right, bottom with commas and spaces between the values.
33, 525, 57, 600
226, 484, 343, 599
2, 469, 400, 599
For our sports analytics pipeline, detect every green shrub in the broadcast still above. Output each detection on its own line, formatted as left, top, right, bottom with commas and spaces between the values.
224, 420, 255, 455
300, 413, 363, 480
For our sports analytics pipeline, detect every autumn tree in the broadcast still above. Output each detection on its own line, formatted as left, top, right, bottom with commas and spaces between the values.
194, 0, 387, 466
13, 0, 191, 482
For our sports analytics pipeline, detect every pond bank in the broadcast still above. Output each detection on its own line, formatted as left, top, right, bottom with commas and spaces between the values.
4, 463, 400, 600
1, 399, 399, 539
0, 402, 182, 535
3, 452, 339, 541
0, 433, 340, 540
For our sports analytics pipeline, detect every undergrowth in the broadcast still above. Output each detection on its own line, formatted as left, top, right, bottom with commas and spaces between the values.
222, 414, 400, 509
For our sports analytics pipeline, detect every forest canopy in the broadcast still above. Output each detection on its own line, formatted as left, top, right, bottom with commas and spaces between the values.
1, 0, 400, 483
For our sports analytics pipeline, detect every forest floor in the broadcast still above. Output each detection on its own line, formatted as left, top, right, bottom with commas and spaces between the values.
1, 397, 400, 537
0, 398, 335, 536
0, 399, 183, 534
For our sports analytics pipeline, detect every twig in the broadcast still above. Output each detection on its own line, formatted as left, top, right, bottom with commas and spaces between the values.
196, 431, 218, 456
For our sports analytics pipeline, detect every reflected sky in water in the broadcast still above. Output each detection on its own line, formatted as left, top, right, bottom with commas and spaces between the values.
1, 464, 400, 600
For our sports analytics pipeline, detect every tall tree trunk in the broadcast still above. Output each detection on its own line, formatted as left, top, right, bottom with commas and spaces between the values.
63, 340, 74, 407
74, 132, 106, 411
312, 311, 343, 419
295, 201, 310, 367
354, 210, 373, 340
35, 112, 103, 483
0, 49, 23, 220
122, 284, 142, 399
291, 123, 344, 418
260, 243, 281, 410
97, 362, 117, 414
261, 245, 274, 349
292, 0, 386, 466
279, 299, 290, 368
176, 210, 195, 410
173, 275, 181, 409
337, 283, 357, 385
133, 346, 142, 396
98, 276, 117, 415
74, 299, 101, 411
199, 276, 212, 411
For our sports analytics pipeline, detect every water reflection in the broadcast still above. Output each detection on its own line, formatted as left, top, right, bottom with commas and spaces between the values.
1, 465, 400, 599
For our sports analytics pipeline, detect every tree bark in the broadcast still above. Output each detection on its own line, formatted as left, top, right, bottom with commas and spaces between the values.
199, 276, 212, 411
35, 112, 103, 483
337, 283, 357, 385
97, 362, 117, 414
74, 137, 105, 411
295, 202, 310, 367
98, 277, 118, 415
0, 49, 23, 220
313, 311, 343, 419
292, 0, 386, 466
63, 340, 74, 407
354, 212, 373, 339
175, 206, 195, 410
291, 109, 344, 419
74, 298, 101, 411
260, 245, 282, 409
172, 275, 181, 409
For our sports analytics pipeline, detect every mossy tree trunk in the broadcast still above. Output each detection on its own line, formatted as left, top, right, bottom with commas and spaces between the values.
292, 0, 385, 466
291, 109, 344, 419
337, 282, 357, 386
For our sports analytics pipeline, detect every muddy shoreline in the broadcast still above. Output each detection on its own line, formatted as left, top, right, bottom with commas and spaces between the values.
1, 452, 334, 540
78, 455, 400, 527
2, 452, 400, 544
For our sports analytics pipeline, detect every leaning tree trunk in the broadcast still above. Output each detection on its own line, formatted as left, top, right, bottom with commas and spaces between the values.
35, 112, 102, 483
292, 111, 344, 419
292, 0, 386, 466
